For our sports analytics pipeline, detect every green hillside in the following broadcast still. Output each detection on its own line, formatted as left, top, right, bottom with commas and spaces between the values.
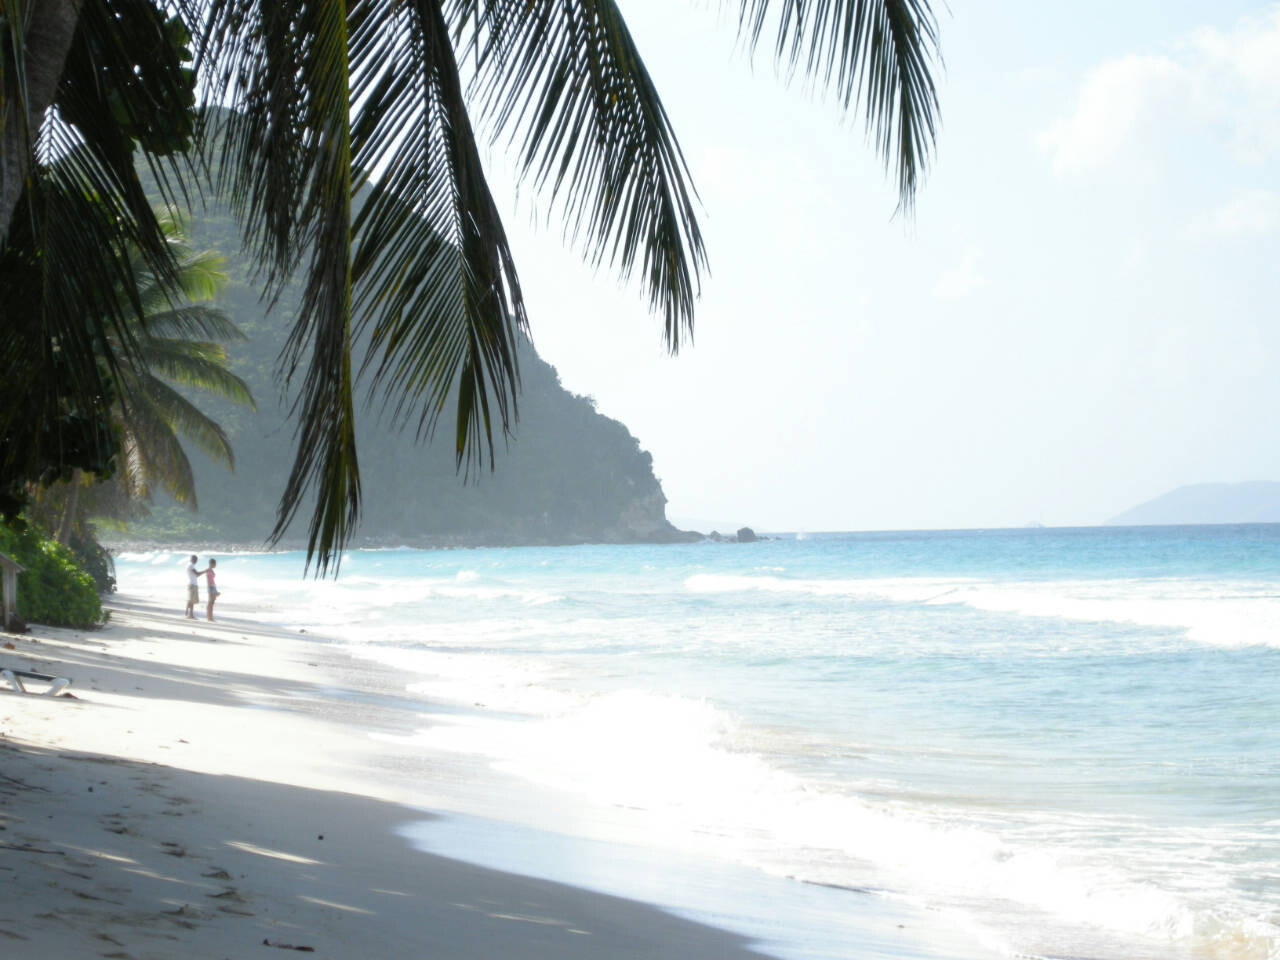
118, 202, 691, 549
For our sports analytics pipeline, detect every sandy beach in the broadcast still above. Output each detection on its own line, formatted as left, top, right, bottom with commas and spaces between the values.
0, 598, 775, 960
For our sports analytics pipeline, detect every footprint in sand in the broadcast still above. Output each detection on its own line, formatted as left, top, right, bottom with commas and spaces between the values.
99, 815, 131, 835
161, 904, 205, 929
205, 884, 256, 916
69, 888, 125, 906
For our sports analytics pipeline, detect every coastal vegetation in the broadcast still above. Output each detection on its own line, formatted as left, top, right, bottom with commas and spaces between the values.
27, 211, 254, 523
2, 0, 941, 575
1, 199, 251, 626
0, 523, 106, 628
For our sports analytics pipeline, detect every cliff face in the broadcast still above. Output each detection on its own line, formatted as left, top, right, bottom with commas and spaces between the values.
119, 208, 691, 548
608, 488, 678, 542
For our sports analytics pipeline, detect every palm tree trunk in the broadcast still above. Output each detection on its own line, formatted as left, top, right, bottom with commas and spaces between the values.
55, 470, 82, 545
0, 0, 85, 241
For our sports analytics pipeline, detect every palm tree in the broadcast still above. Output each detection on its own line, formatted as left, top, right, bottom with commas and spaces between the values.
1, 0, 941, 572
107, 209, 255, 508
28, 209, 255, 545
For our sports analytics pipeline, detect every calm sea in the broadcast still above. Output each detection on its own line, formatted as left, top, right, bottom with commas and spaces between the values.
116, 525, 1280, 960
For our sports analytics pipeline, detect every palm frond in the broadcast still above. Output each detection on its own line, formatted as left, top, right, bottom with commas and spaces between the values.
116, 432, 150, 502
198, 0, 361, 574
131, 244, 229, 309
458, 0, 706, 349
114, 382, 202, 504
53, 0, 202, 284
735, 0, 940, 210
181, 0, 941, 575
117, 209, 229, 320
134, 337, 256, 409
137, 302, 247, 344
4, 0, 206, 482
0, 190, 122, 492
22, 135, 147, 435
126, 370, 237, 470
348, 0, 525, 472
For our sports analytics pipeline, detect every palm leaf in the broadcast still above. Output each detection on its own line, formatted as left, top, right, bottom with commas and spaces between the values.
134, 337, 257, 409
348, 0, 525, 469
735, 0, 939, 210
4, 0, 205, 484
88, 210, 255, 511
139, 303, 249, 345
116, 431, 151, 502
126, 370, 237, 469
457, 0, 706, 350
185, 0, 941, 574
113, 379, 202, 503
199, 0, 361, 574
131, 242, 230, 313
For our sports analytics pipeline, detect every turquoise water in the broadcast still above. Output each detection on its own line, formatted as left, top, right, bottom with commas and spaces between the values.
116, 525, 1280, 959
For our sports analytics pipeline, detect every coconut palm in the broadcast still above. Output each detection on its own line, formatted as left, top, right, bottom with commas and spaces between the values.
29, 209, 255, 546
0, 1, 205, 519
107, 209, 255, 507
1, 0, 941, 572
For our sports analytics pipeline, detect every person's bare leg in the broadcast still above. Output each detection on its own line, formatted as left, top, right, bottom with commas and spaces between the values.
207, 595, 216, 621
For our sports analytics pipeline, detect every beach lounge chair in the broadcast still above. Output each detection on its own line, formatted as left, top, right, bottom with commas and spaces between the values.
0, 668, 72, 697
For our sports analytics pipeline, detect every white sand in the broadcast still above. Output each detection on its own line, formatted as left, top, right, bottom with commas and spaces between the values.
0, 599, 774, 959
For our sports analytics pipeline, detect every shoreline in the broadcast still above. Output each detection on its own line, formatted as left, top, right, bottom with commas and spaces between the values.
0, 600, 774, 959
101, 524, 708, 557
0, 595, 1004, 960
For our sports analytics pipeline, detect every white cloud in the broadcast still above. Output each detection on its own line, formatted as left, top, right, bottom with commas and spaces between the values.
1040, 54, 1184, 175
1040, 5, 1280, 174
1193, 188, 1280, 239
1189, 11, 1280, 164
934, 249, 987, 301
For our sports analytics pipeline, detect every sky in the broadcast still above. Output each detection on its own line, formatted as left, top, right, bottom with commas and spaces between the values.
482, 0, 1280, 532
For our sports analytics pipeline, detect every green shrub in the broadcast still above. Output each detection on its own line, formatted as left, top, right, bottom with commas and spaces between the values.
0, 523, 105, 628
68, 534, 117, 594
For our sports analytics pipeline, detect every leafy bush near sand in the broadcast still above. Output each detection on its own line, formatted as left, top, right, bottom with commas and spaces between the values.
68, 534, 117, 594
0, 523, 105, 628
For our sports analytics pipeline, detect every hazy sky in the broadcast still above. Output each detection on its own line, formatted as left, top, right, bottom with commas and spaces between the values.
486, 1, 1280, 531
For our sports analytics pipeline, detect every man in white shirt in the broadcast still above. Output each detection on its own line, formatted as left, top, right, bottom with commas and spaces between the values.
185, 555, 200, 618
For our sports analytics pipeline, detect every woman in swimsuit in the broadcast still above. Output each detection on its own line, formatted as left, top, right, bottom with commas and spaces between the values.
202, 558, 219, 621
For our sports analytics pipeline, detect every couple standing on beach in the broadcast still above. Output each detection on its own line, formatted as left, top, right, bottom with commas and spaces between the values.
185, 555, 219, 621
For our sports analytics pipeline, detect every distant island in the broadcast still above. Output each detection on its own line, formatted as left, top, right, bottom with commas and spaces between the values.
1107, 482, 1280, 526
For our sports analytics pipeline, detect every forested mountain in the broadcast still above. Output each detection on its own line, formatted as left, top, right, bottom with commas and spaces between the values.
119, 201, 691, 548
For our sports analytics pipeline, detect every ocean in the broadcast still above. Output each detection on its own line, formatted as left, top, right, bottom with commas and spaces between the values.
115, 524, 1280, 960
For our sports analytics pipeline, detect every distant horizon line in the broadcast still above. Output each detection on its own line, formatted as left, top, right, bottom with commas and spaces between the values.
679, 520, 1280, 536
